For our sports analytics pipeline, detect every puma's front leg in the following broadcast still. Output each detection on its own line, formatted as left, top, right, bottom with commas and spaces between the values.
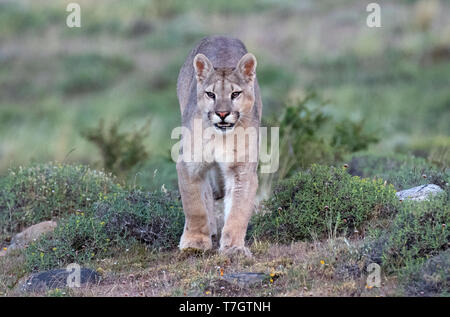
219, 166, 257, 257
177, 162, 212, 251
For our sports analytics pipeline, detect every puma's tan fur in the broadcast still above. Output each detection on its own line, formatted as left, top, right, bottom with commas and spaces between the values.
176, 36, 262, 256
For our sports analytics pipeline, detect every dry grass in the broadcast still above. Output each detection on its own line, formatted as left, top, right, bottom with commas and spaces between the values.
0, 239, 399, 297
0, 250, 27, 296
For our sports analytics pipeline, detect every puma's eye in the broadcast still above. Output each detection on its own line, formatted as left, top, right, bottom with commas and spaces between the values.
231, 91, 242, 100
205, 91, 215, 99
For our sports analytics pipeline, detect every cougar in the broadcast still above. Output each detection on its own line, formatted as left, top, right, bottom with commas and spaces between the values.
176, 35, 262, 256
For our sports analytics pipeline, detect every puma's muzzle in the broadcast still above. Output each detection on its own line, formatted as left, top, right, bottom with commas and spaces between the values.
208, 111, 240, 132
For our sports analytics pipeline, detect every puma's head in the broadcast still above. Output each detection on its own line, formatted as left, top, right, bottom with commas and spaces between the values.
193, 53, 257, 133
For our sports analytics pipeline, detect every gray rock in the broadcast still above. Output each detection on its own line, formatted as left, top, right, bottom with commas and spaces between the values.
222, 272, 269, 287
396, 184, 444, 202
20, 268, 101, 293
4, 221, 57, 255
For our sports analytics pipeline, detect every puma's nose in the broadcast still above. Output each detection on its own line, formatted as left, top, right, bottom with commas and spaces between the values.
215, 111, 230, 120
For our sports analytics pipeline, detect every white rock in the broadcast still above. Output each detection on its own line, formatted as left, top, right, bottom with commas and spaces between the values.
396, 184, 444, 202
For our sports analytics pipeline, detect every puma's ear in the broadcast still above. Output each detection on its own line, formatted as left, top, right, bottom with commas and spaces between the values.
237, 53, 257, 82
193, 53, 213, 83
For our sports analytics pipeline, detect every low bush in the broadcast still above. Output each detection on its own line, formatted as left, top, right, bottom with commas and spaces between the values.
260, 94, 380, 197
250, 164, 399, 243
267, 94, 333, 180
24, 189, 184, 272
348, 152, 449, 191
0, 163, 120, 242
25, 213, 110, 272
381, 197, 449, 272
94, 189, 184, 250
362, 192, 448, 296
82, 119, 150, 178
331, 119, 378, 153
400, 249, 450, 297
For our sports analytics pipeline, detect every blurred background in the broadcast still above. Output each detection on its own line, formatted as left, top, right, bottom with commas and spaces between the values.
0, 0, 449, 193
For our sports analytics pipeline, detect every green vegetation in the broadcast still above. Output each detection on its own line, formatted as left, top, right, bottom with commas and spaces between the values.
24, 190, 184, 272
253, 157, 448, 296
362, 194, 449, 296
400, 249, 449, 297
25, 213, 111, 272
0, 163, 120, 242
1, 0, 449, 189
0, 1, 59, 40
0, 157, 448, 296
61, 54, 133, 95
354, 154, 450, 296
0, 0, 449, 297
250, 165, 399, 243
396, 136, 450, 168
266, 94, 378, 181
382, 197, 449, 272
95, 189, 184, 251
25, 189, 184, 272
348, 152, 449, 193
82, 119, 150, 178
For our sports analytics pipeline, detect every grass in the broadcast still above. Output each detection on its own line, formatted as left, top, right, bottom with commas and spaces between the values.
1, 0, 450, 188
0, 163, 120, 243
348, 152, 450, 191
3, 241, 398, 297
60, 54, 134, 95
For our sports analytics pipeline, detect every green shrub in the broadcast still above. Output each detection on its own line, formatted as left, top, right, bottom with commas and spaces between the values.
272, 94, 333, 179
250, 165, 399, 243
331, 119, 378, 153
0, 163, 120, 243
25, 213, 110, 272
381, 197, 449, 272
94, 189, 184, 250
400, 249, 450, 297
82, 119, 150, 178
24, 189, 184, 271
348, 152, 449, 191
261, 94, 380, 195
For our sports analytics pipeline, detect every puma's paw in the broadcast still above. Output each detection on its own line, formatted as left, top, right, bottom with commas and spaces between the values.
179, 233, 212, 252
219, 245, 253, 258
